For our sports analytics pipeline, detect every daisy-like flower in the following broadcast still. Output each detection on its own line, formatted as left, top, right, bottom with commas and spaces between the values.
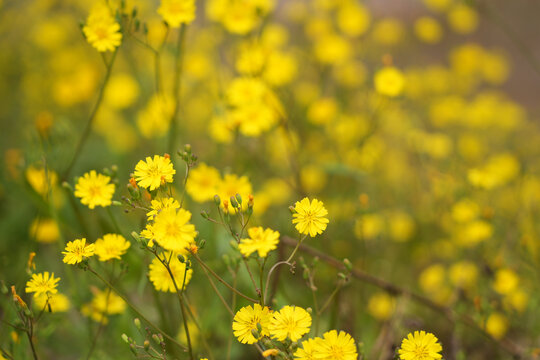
292, 198, 329, 237
157, 0, 196, 28
152, 208, 197, 253
185, 163, 222, 203
94, 233, 131, 261
25, 272, 60, 298
146, 197, 180, 220
313, 330, 358, 360
239, 227, 280, 258
398, 330, 443, 360
134, 155, 176, 191
82, 4, 122, 52
294, 338, 319, 360
269, 305, 312, 342
62, 238, 95, 265
148, 253, 193, 292
232, 304, 272, 344
74, 170, 115, 209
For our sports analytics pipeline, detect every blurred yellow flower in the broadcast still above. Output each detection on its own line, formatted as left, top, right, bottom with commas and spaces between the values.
158, 0, 196, 27
62, 238, 95, 265
134, 155, 176, 191
34, 292, 70, 313
292, 197, 329, 237
367, 292, 396, 320
294, 338, 318, 359
485, 312, 508, 340
336, 1, 370, 37
374, 67, 405, 97
30, 218, 60, 243
447, 4, 478, 35
148, 253, 193, 292
74, 170, 115, 209
82, 288, 126, 323
94, 233, 131, 261
218, 174, 253, 210
239, 227, 280, 258
414, 16, 443, 44
26, 165, 58, 197
493, 268, 519, 295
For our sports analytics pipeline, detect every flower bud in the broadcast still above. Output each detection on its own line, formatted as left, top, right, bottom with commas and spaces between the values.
230, 196, 239, 209
134, 318, 141, 329
235, 193, 242, 205
214, 194, 221, 206
121, 333, 129, 343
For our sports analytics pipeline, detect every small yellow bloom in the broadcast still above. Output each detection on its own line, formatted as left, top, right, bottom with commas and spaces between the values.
158, 0, 196, 28
94, 233, 131, 261
148, 253, 193, 292
74, 170, 115, 209
25, 272, 60, 298
82, 4, 122, 52
313, 330, 358, 360
62, 238, 95, 265
398, 330, 442, 360
34, 292, 70, 313
374, 67, 405, 97
294, 337, 318, 359
186, 163, 222, 203
152, 208, 197, 253
239, 227, 280, 258
134, 155, 176, 191
232, 304, 271, 344
146, 197, 180, 220
30, 218, 60, 243
292, 197, 329, 237
269, 305, 311, 342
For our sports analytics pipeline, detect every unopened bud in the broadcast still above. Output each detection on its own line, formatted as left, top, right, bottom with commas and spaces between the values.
152, 334, 161, 344
200, 210, 209, 219
134, 318, 141, 329
121, 333, 129, 343
214, 195, 221, 206
235, 193, 242, 205
230, 196, 239, 209
251, 328, 260, 339
144, 340, 150, 351
343, 259, 353, 272
62, 181, 74, 191
129, 343, 137, 355
289, 206, 296, 214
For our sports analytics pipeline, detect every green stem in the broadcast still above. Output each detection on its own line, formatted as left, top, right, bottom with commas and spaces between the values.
199, 263, 233, 315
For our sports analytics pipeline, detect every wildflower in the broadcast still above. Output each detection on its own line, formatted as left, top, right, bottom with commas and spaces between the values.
26, 165, 58, 197
148, 254, 193, 292
374, 67, 405, 97
232, 304, 271, 344
292, 197, 329, 237
313, 330, 358, 360
82, 4, 122, 52
94, 234, 131, 261
82, 288, 126, 323
62, 238, 95, 265
218, 174, 253, 210
25, 272, 60, 298
485, 312, 508, 340
398, 330, 442, 360
185, 163, 222, 202
269, 305, 311, 342
158, 0, 196, 27
146, 197, 180, 220
30, 218, 60, 243
493, 268, 519, 295
74, 170, 115, 209
34, 293, 70, 313
152, 208, 197, 253
239, 227, 280, 258
414, 17, 443, 44
367, 292, 396, 320
294, 338, 319, 359
134, 155, 176, 191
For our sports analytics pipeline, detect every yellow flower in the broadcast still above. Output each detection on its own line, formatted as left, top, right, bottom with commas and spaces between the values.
82, 4, 122, 52
34, 293, 70, 313
485, 312, 508, 340
292, 197, 329, 237
82, 288, 126, 323
186, 163, 222, 202
374, 67, 405, 97
158, 0, 196, 28
152, 208, 197, 253
74, 170, 115, 209
94, 233, 131, 261
269, 305, 311, 342
25, 272, 60, 298
294, 338, 318, 359
492, 268, 519, 295
62, 238, 95, 265
398, 331, 442, 360
239, 227, 280, 258
148, 253, 193, 292
30, 218, 60, 243
414, 16, 443, 44
232, 304, 271, 344
218, 174, 253, 210
367, 292, 396, 320
313, 330, 358, 360
134, 155, 176, 191
26, 165, 58, 197
146, 197, 180, 220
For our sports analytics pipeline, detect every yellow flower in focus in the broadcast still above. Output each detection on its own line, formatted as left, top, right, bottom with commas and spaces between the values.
134, 155, 176, 191
294, 338, 318, 359
367, 292, 396, 320
82, 4, 122, 52
292, 197, 329, 237
74, 170, 115, 209
94, 233, 131, 261
30, 218, 60, 243
375, 67, 405, 97
152, 208, 197, 253
485, 312, 508, 340
493, 268, 519, 295
34, 292, 70, 313
62, 238, 95, 265
269, 305, 311, 342
158, 0, 196, 27
148, 253, 193, 292
313, 330, 358, 360
414, 17, 443, 44
239, 227, 280, 258
232, 304, 271, 344
25, 272, 60, 298
147, 197, 180, 220
447, 4, 478, 35
398, 331, 443, 360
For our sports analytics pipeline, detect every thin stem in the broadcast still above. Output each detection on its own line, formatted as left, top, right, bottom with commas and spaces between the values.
199, 262, 234, 315
87, 266, 188, 351
26, 325, 39, 360
318, 283, 343, 316
62, 50, 118, 181
106, 206, 122, 235
86, 287, 112, 360
286, 235, 306, 263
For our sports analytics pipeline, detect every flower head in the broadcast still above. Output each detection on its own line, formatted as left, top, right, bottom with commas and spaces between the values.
94, 233, 131, 261
74, 170, 115, 209
313, 330, 358, 360
62, 238, 95, 265
82, 4, 122, 52
25, 272, 60, 298
239, 227, 280, 258
398, 330, 443, 360
148, 253, 193, 292
374, 66, 405, 97
269, 305, 312, 342
292, 198, 329, 237
147, 197, 180, 220
34, 292, 70, 313
294, 338, 319, 360
232, 304, 272, 344
134, 155, 176, 191
152, 208, 197, 253
158, 0, 196, 28
186, 163, 222, 203
82, 287, 126, 323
